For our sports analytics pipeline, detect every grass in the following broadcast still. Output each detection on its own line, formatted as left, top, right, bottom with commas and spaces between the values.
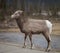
52, 22, 60, 35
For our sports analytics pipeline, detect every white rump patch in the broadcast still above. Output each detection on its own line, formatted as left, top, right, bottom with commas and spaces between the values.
45, 20, 52, 34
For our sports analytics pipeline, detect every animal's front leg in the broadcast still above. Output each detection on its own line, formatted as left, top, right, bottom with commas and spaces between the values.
29, 33, 33, 49
23, 33, 28, 48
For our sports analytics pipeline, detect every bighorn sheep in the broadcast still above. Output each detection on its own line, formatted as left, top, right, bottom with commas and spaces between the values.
11, 10, 52, 51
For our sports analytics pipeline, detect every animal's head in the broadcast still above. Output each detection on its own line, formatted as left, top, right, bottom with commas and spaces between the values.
11, 10, 23, 19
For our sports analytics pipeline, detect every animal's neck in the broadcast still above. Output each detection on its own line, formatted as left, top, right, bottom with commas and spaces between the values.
15, 17, 27, 32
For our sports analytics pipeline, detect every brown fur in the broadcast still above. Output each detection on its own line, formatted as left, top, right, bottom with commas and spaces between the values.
11, 10, 52, 51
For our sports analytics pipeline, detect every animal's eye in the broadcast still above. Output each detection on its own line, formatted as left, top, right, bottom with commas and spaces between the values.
15, 13, 17, 15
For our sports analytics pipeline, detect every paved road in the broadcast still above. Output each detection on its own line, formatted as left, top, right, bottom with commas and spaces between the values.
0, 32, 60, 53
0, 43, 60, 53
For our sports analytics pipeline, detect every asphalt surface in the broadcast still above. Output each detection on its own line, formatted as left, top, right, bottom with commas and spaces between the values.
0, 32, 60, 53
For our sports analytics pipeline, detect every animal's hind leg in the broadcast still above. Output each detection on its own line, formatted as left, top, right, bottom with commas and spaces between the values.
29, 33, 33, 49
23, 33, 28, 48
43, 32, 51, 52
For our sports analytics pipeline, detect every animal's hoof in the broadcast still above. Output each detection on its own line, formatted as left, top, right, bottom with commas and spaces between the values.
30, 47, 32, 49
29, 46, 33, 49
22, 45, 26, 48
45, 47, 51, 52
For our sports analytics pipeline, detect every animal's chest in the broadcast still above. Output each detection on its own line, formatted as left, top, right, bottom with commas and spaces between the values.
23, 20, 46, 32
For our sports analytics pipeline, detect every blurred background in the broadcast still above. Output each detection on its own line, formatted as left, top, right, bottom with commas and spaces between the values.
0, 0, 60, 35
